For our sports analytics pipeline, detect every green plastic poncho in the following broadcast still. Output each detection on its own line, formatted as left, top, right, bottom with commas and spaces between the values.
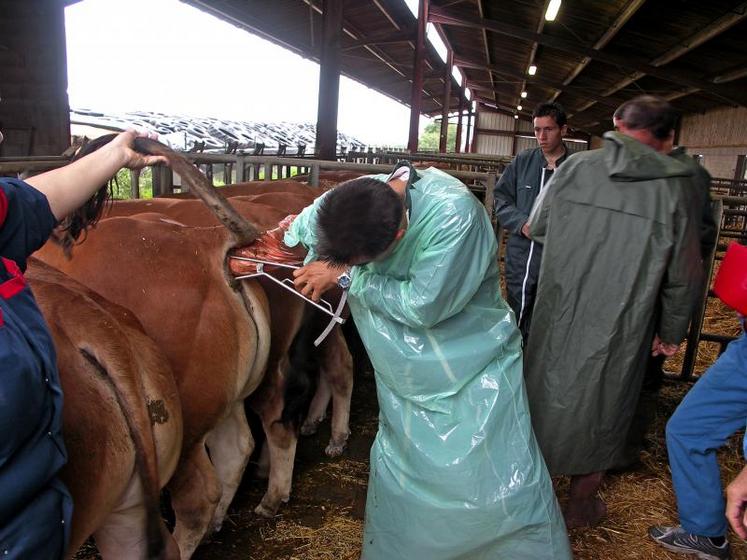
285, 167, 571, 559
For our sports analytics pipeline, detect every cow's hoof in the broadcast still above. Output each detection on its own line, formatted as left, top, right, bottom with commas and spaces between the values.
254, 502, 276, 518
325, 440, 346, 458
300, 418, 322, 436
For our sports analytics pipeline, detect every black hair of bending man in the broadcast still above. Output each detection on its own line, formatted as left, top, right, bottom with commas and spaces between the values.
613, 95, 679, 140
316, 177, 404, 266
532, 101, 567, 128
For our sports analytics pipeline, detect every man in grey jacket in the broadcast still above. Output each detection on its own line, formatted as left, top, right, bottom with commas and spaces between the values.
494, 102, 569, 340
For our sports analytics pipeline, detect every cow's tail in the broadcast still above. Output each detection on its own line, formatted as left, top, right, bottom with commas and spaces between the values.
78, 342, 166, 560
132, 137, 261, 246
279, 307, 320, 430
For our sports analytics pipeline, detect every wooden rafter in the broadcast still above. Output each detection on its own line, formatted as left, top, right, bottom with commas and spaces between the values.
475, 0, 497, 106
456, 55, 625, 110
341, 29, 415, 51
713, 65, 747, 84
591, 1, 747, 102
428, 5, 747, 107
551, 0, 647, 102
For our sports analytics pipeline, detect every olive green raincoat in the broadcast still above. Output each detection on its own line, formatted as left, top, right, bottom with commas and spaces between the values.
525, 132, 703, 475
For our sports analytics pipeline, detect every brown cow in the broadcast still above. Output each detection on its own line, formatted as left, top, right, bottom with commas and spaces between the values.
100, 182, 354, 456
38, 144, 351, 556
27, 258, 182, 560
37, 218, 272, 558
37, 213, 354, 554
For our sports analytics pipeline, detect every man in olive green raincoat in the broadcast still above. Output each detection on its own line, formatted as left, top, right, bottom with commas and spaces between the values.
524, 95, 703, 528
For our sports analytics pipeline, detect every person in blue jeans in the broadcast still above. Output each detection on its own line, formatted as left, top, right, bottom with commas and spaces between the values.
0, 130, 164, 559
649, 325, 747, 560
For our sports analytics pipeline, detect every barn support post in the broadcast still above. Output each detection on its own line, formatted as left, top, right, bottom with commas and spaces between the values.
235, 155, 246, 183
264, 160, 273, 181
315, 0, 343, 161
680, 200, 724, 379
465, 104, 474, 153
129, 168, 140, 199
439, 50, 454, 153
484, 172, 496, 227
152, 165, 172, 197
310, 164, 320, 187
407, 0, 429, 152
455, 84, 465, 153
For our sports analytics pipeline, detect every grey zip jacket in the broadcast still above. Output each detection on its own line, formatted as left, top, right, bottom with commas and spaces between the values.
494, 145, 568, 338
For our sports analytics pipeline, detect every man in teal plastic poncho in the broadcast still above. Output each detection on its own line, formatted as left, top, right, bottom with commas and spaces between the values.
287, 163, 571, 560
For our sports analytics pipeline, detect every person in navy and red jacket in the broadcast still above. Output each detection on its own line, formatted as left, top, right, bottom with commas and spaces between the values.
0, 130, 165, 559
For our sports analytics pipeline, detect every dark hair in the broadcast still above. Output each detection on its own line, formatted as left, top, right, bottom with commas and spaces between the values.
532, 102, 567, 127
316, 177, 404, 265
613, 95, 678, 140
53, 133, 118, 255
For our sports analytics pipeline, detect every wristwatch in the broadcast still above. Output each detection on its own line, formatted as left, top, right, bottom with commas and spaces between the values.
337, 270, 352, 290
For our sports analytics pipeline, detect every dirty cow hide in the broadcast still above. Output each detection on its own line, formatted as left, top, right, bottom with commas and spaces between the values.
27, 258, 182, 560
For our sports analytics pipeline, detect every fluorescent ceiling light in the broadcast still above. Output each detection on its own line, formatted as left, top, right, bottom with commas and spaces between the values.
528, 65, 537, 75
545, 0, 561, 21
517, 105, 523, 111
521, 91, 527, 98
514, 115, 519, 119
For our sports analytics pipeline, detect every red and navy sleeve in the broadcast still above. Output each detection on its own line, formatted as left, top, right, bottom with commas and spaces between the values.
0, 178, 58, 272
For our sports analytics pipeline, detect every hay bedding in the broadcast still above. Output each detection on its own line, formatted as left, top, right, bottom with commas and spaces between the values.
78, 258, 747, 559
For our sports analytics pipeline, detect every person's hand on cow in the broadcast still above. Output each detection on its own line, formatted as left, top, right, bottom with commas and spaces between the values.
293, 261, 343, 302
109, 129, 169, 171
651, 334, 679, 357
26, 130, 168, 221
726, 465, 747, 539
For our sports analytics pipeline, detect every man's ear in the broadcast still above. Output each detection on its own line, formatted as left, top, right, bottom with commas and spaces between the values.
395, 228, 407, 242
560, 124, 568, 137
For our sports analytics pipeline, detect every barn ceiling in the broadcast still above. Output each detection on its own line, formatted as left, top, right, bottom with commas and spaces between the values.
181, 0, 747, 137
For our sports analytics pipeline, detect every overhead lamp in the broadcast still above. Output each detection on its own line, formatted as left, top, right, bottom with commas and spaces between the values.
517, 105, 523, 111
521, 91, 527, 98
545, 0, 561, 21
528, 65, 537, 76
514, 115, 519, 119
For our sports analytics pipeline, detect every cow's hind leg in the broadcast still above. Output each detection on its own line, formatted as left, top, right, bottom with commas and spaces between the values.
320, 326, 354, 457
255, 402, 298, 518
170, 442, 222, 559
94, 474, 180, 560
301, 374, 331, 436
205, 402, 255, 533
95, 509, 179, 560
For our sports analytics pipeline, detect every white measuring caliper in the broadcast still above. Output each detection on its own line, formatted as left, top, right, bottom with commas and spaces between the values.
230, 256, 348, 346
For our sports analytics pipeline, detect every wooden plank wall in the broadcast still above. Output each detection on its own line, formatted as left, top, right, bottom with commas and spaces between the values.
679, 106, 747, 180
0, 0, 70, 157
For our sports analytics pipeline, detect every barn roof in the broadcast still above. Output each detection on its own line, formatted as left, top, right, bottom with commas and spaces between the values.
180, 0, 747, 137
69, 108, 367, 153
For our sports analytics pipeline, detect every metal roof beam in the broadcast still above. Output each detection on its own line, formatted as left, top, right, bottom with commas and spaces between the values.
552, 0, 646, 102
593, 2, 747, 101
429, 5, 746, 107
519, 1, 550, 108
475, 0, 497, 106
341, 29, 414, 51
713, 65, 747, 84
650, 3, 747, 67
456, 55, 624, 110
